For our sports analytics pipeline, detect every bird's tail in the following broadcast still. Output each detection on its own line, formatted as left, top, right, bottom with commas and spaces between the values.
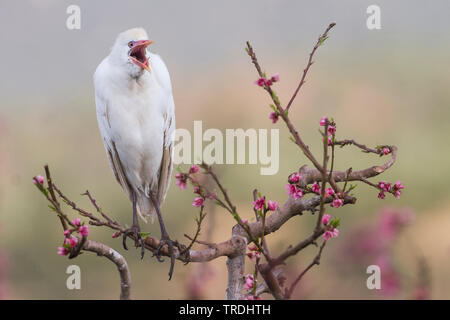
136, 194, 157, 224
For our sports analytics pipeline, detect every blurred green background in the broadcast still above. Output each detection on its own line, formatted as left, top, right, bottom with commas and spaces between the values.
0, 0, 449, 299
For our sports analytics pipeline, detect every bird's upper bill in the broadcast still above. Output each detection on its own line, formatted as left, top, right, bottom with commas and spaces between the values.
128, 40, 153, 72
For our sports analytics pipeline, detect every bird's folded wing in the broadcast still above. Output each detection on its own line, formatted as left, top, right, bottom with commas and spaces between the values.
157, 101, 175, 205
96, 95, 132, 200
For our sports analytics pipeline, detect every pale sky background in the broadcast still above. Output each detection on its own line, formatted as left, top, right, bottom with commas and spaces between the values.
0, 0, 449, 106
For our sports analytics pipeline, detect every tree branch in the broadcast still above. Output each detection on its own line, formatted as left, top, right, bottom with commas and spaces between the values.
82, 240, 131, 300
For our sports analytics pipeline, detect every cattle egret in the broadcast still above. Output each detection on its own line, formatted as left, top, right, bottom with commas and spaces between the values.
93, 28, 177, 279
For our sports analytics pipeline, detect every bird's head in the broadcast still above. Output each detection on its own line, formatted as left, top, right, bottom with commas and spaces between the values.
110, 28, 154, 78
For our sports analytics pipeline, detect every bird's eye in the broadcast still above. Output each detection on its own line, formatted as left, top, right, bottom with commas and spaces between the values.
128, 41, 134, 48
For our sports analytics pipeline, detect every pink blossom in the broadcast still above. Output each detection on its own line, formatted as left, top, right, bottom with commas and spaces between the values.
244, 274, 255, 291
270, 73, 280, 83
311, 181, 321, 194
378, 181, 391, 192
267, 200, 278, 211
248, 243, 258, 251
393, 181, 404, 190
247, 251, 261, 262
192, 197, 204, 207
193, 186, 201, 194
320, 117, 326, 126
378, 191, 386, 199
112, 232, 120, 239
286, 184, 303, 200
253, 197, 266, 211
288, 172, 301, 183
331, 198, 343, 208
394, 190, 402, 199
269, 112, 279, 124
175, 173, 187, 190
322, 214, 331, 225
33, 175, 45, 185
78, 225, 89, 237
189, 165, 199, 174
63, 230, 71, 236
327, 137, 333, 146
382, 147, 390, 155
73, 218, 81, 227
325, 187, 335, 197
57, 246, 69, 256
254, 78, 266, 87
323, 228, 339, 241
327, 126, 336, 135
65, 236, 78, 248
241, 219, 248, 225
247, 295, 261, 300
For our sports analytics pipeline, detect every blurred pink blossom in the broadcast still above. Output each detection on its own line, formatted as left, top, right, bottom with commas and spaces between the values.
79, 225, 89, 237
288, 172, 301, 183
267, 200, 278, 211
253, 197, 265, 211
192, 197, 204, 207
33, 175, 45, 185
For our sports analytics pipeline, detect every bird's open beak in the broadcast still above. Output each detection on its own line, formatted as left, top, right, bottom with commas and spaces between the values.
128, 40, 154, 72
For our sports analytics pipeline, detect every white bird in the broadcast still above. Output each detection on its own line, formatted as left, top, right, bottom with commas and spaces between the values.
93, 28, 177, 278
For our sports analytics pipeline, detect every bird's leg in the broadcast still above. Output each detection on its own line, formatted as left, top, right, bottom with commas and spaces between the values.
122, 191, 145, 259
149, 193, 179, 280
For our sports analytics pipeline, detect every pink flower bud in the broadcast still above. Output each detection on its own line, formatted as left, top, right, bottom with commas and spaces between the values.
192, 197, 204, 207
320, 117, 326, 126
323, 228, 339, 241
267, 200, 278, 211
378, 191, 386, 199
322, 214, 331, 225
57, 246, 69, 256
254, 78, 267, 87
331, 198, 343, 208
189, 165, 199, 174
175, 173, 187, 190
394, 181, 404, 190
112, 232, 120, 238
327, 137, 333, 146
288, 172, 301, 183
325, 188, 335, 197
253, 197, 266, 211
78, 225, 89, 237
270, 73, 279, 83
311, 181, 321, 194
65, 236, 78, 248
33, 175, 45, 185
244, 274, 255, 290
73, 218, 81, 227
382, 147, 390, 155
378, 181, 392, 192
241, 219, 248, 225
63, 230, 71, 236
327, 126, 336, 135
286, 184, 303, 200
269, 112, 279, 124
248, 243, 258, 251
193, 186, 201, 194
247, 251, 261, 262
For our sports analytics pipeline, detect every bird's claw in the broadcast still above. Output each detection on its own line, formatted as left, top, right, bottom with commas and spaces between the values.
122, 225, 145, 259
152, 236, 181, 280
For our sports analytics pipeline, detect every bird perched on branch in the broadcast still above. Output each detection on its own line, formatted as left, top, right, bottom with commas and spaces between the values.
93, 28, 178, 279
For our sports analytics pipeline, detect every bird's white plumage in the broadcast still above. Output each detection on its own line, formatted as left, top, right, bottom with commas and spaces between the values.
94, 28, 175, 222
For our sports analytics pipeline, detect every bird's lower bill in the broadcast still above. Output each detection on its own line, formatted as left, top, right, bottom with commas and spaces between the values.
129, 40, 153, 72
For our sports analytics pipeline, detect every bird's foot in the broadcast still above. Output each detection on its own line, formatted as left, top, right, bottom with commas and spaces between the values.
153, 236, 183, 280
122, 225, 145, 259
